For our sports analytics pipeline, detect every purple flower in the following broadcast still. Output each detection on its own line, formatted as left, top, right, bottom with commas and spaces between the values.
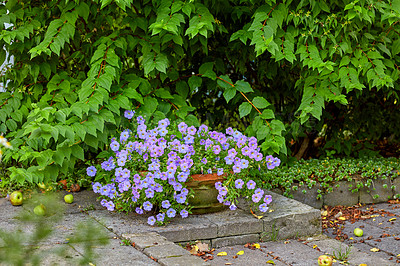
272, 157, 281, 167
229, 204, 237, 210
264, 195, 272, 204
156, 213, 165, 222
105, 201, 115, 211
187, 126, 197, 135
86, 166, 97, 177
100, 199, 107, 207
175, 193, 187, 204
124, 110, 135, 119
201, 158, 207, 164
240, 159, 249, 169
162, 200, 171, 209
252, 193, 262, 203
180, 209, 189, 218
148, 216, 156, 226
213, 145, 221, 155
215, 181, 222, 190
120, 130, 130, 143
217, 168, 224, 176
135, 207, 143, 214
158, 127, 168, 137
145, 188, 154, 198
232, 164, 241, 173
254, 188, 264, 196
92, 182, 102, 193
259, 203, 269, 212
173, 182, 182, 192
207, 168, 212, 174
218, 187, 228, 196
235, 179, 244, 189
166, 208, 176, 218
143, 201, 153, 211
110, 140, 120, 151
158, 118, 170, 128
226, 127, 234, 135
265, 155, 274, 163
247, 180, 256, 190
178, 122, 187, 134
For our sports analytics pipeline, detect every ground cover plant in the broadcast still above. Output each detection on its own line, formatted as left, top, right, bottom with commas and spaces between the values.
0, 0, 400, 189
260, 157, 400, 199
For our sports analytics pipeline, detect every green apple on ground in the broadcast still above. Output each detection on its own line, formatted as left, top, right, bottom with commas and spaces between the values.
33, 204, 46, 216
354, 228, 363, 237
64, 194, 74, 204
10, 191, 23, 206
318, 255, 333, 266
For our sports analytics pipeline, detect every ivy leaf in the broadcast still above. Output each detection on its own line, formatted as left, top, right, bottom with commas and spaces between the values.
239, 102, 252, 118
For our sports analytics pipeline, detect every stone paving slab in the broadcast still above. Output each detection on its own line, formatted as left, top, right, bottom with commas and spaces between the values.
70, 238, 160, 266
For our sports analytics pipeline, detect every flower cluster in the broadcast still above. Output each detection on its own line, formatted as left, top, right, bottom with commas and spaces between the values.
87, 111, 280, 225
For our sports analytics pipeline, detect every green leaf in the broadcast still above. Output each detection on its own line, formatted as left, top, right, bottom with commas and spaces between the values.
261, 109, 275, 119
217, 75, 233, 89
235, 80, 253, 93
188, 76, 202, 91
392, 39, 400, 55
252, 96, 270, 109
223, 87, 236, 103
71, 144, 84, 161
256, 125, 270, 141
155, 53, 168, 73
239, 102, 252, 118
155, 88, 174, 99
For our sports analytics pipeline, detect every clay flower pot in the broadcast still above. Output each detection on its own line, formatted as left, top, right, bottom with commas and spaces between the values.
186, 173, 228, 214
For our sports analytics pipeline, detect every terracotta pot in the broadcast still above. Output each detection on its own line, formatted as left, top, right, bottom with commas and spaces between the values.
185, 173, 228, 214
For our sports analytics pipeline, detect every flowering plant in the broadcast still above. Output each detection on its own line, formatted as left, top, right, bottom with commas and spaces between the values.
87, 111, 280, 225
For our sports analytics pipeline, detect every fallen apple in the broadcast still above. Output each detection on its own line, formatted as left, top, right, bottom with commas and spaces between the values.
10, 191, 23, 206
33, 204, 46, 216
64, 194, 74, 204
318, 255, 333, 266
354, 228, 363, 237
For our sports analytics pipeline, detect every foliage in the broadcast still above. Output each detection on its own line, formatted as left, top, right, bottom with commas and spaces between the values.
1, 0, 400, 185
0, 192, 109, 265
259, 157, 400, 198
90, 112, 278, 225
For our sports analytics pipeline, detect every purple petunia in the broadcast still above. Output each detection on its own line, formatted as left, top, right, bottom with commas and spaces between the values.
148, 216, 156, 226
235, 179, 244, 189
259, 203, 269, 212
124, 110, 135, 119
135, 207, 144, 214
110, 140, 120, 152
166, 208, 176, 218
264, 195, 272, 204
92, 182, 102, 193
86, 166, 97, 177
247, 180, 256, 190
156, 213, 165, 222
180, 209, 189, 218
143, 201, 153, 211
162, 200, 171, 209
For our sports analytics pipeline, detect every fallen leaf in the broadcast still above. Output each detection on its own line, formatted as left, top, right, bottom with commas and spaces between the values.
389, 218, 397, 222
189, 245, 199, 255
196, 242, 209, 252
217, 252, 228, 256
322, 210, 328, 216
338, 216, 346, 221
358, 264, 367, 266
266, 260, 275, 265
237, 250, 244, 255
312, 244, 318, 249
225, 263, 232, 265
253, 243, 261, 249
370, 248, 380, 252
